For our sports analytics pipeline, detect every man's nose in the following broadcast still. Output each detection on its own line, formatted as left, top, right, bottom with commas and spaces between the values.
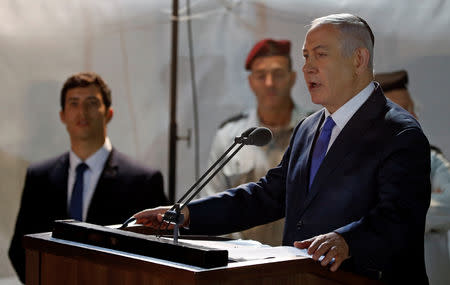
265, 73, 274, 86
80, 102, 90, 115
302, 59, 316, 74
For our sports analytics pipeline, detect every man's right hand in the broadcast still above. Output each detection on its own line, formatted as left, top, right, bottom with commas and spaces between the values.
133, 205, 190, 229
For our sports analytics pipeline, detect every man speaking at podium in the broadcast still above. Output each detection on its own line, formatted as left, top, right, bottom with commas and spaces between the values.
134, 14, 430, 284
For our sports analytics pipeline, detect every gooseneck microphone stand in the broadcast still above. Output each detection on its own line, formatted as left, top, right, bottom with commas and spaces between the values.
162, 127, 272, 243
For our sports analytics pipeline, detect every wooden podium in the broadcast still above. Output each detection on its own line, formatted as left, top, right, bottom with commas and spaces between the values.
23, 230, 383, 285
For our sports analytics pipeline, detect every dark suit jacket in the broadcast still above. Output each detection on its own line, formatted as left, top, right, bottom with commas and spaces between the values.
187, 85, 431, 284
9, 148, 168, 283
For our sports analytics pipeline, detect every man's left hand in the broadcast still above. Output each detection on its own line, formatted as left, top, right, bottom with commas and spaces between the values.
294, 232, 349, 272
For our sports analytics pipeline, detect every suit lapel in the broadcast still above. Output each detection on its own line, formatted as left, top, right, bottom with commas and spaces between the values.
300, 86, 386, 213
86, 149, 119, 220
297, 111, 325, 205
49, 153, 70, 216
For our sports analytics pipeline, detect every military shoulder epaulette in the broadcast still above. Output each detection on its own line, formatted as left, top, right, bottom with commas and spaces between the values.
218, 113, 248, 129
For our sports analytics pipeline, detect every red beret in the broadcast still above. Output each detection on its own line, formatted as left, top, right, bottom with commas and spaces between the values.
245, 39, 291, 70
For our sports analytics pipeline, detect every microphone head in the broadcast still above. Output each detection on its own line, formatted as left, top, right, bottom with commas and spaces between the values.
240, 127, 257, 137
234, 127, 257, 144
246, 127, 272, 146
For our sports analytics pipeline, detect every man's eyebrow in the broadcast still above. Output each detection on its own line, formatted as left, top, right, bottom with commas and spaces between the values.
85, 96, 100, 100
313, 45, 329, 51
67, 95, 99, 102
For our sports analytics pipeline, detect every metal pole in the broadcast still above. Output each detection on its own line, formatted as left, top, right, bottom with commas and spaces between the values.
168, 0, 179, 203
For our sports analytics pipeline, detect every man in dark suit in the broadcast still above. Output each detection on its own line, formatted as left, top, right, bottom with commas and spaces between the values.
134, 14, 430, 284
9, 72, 168, 283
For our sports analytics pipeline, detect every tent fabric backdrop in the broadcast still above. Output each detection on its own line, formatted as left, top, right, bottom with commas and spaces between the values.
1, 0, 449, 282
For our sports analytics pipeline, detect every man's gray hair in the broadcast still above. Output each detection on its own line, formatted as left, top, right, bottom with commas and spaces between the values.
311, 13, 374, 69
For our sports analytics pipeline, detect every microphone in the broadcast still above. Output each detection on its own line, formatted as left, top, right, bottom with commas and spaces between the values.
240, 127, 272, 146
234, 127, 257, 144
161, 127, 272, 242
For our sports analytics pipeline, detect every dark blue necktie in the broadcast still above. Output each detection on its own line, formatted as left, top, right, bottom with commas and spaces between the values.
309, 116, 336, 188
69, 163, 88, 221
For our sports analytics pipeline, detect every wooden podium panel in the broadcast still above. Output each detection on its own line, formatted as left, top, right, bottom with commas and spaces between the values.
24, 232, 382, 285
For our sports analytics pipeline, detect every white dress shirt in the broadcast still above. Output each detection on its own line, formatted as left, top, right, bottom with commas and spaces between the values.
321, 82, 375, 152
67, 137, 112, 221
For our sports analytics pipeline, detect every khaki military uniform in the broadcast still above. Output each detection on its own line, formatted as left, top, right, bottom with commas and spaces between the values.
202, 106, 305, 246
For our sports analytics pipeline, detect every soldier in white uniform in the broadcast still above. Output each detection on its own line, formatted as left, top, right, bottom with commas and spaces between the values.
376, 70, 450, 285
202, 39, 307, 246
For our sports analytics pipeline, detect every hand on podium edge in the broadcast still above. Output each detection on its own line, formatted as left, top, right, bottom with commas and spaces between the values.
134, 205, 190, 229
293, 232, 349, 272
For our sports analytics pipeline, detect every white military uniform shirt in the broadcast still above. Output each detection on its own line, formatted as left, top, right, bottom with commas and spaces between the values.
424, 148, 450, 285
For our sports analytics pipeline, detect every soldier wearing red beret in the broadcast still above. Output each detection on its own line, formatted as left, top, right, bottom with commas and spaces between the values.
200, 39, 307, 246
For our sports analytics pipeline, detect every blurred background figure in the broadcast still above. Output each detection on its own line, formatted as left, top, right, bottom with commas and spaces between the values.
201, 39, 307, 246
8, 72, 168, 283
376, 70, 450, 285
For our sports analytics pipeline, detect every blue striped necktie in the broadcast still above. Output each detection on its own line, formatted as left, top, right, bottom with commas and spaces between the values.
309, 116, 336, 188
69, 163, 88, 221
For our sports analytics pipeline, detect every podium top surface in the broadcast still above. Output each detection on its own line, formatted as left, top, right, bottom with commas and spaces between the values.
24, 231, 311, 272
23, 230, 383, 285
48, 220, 229, 269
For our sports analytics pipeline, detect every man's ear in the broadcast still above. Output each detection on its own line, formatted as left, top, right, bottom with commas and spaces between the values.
106, 108, 114, 123
59, 110, 66, 124
248, 74, 257, 95
353, 47, 370, 74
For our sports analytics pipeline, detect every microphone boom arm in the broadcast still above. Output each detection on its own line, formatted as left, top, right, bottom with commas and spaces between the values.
175, 141, 238, 206
180, 143, 245, 210
161, 127, 272, 243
